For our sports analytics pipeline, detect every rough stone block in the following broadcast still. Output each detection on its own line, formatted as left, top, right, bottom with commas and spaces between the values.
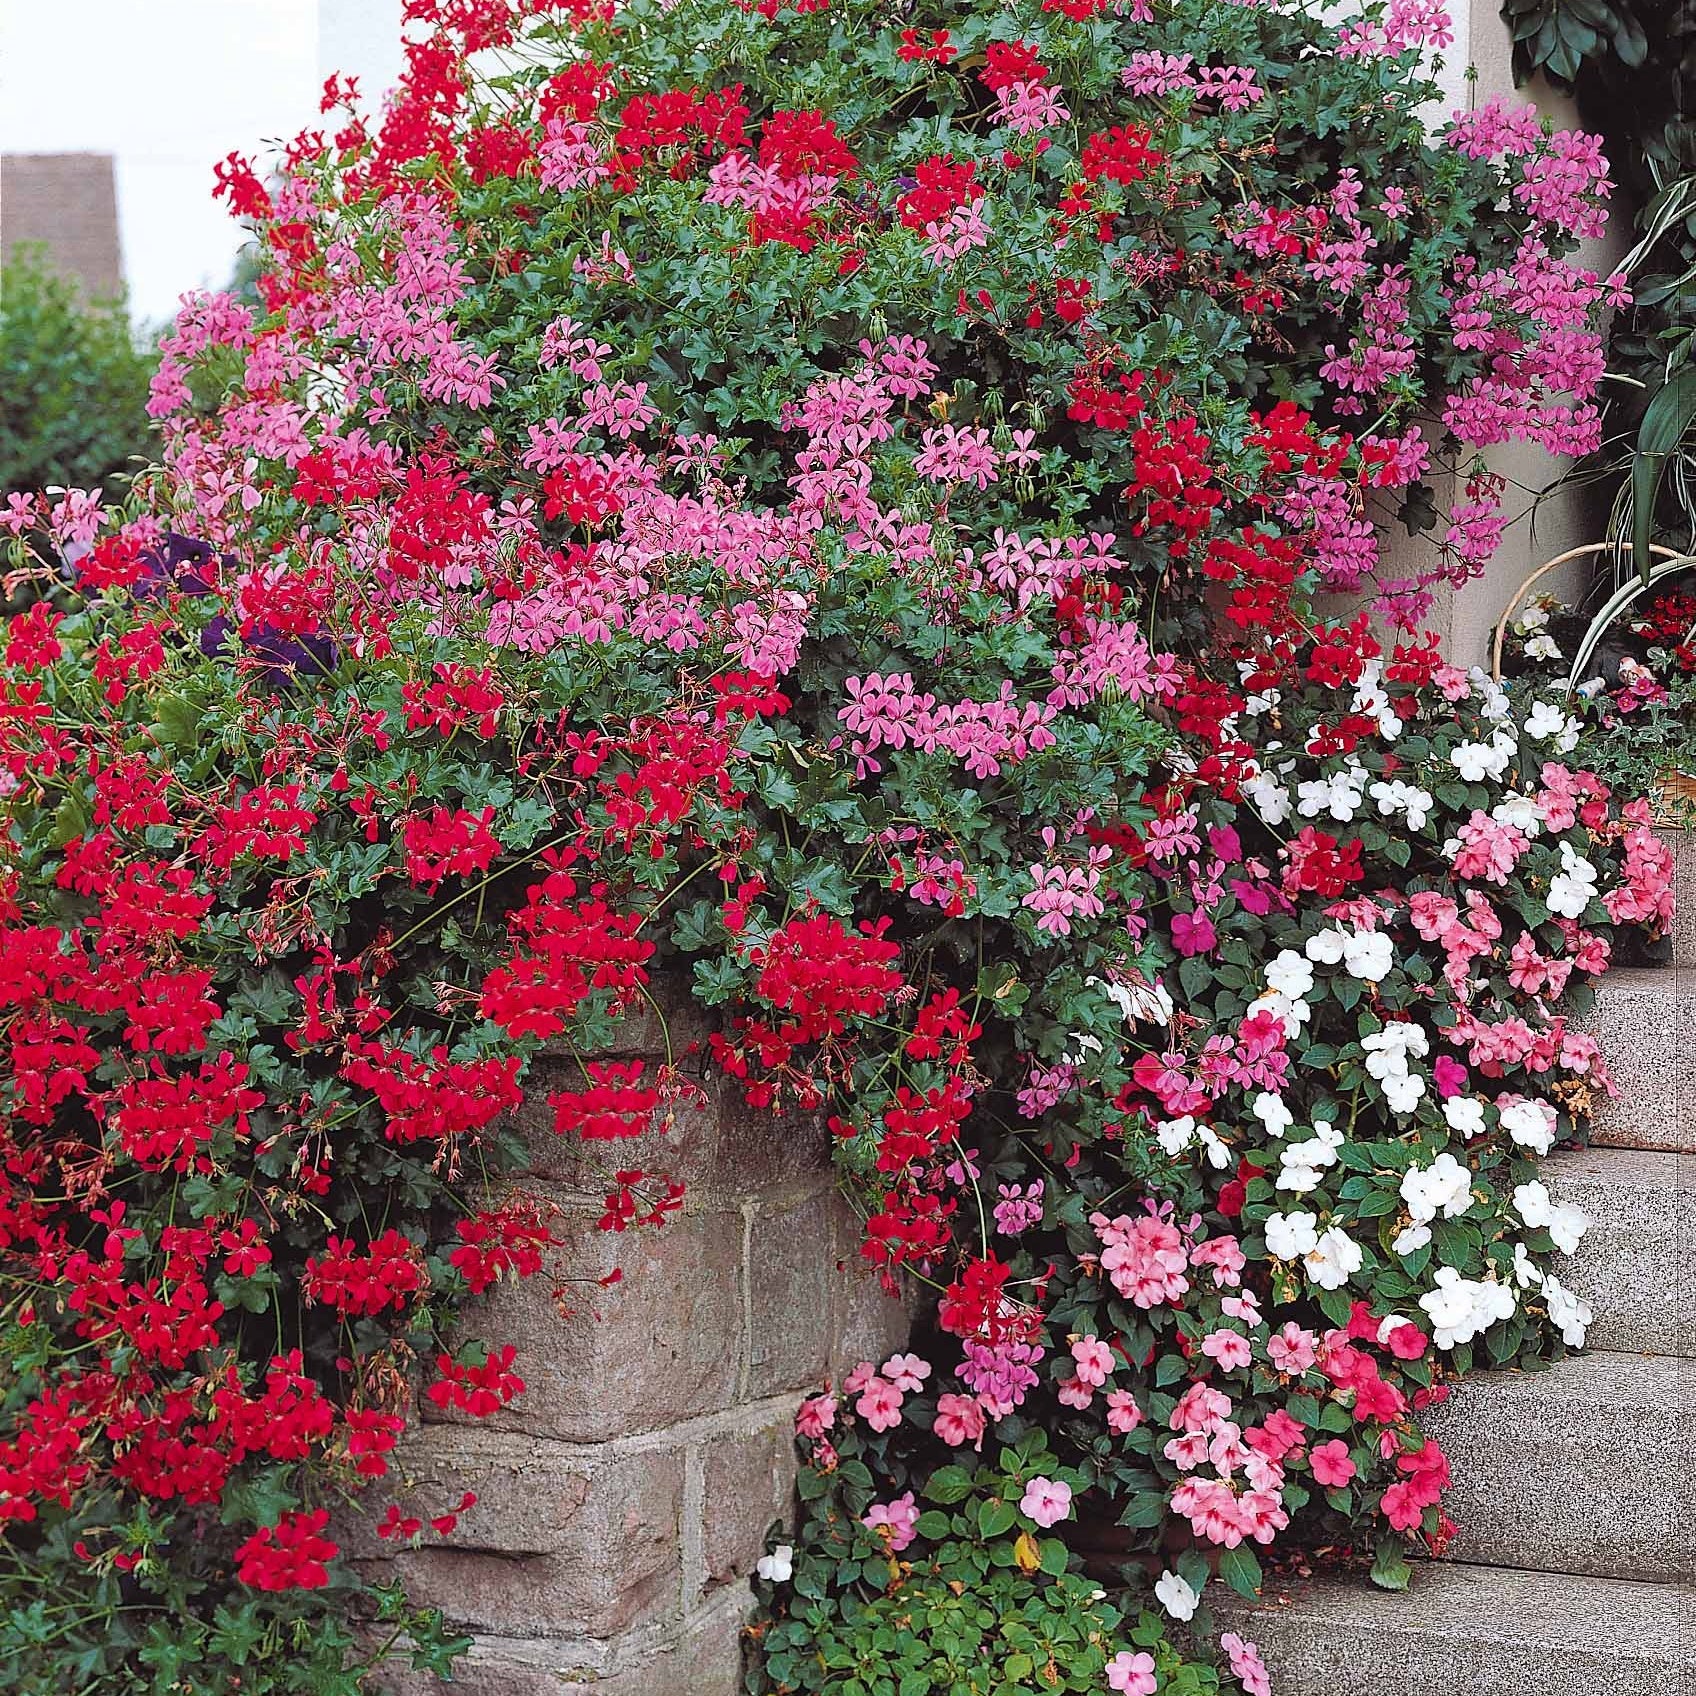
700, 1415, 794, 1595
1670, 826, 1696, 969
827, 1202, 911, 1380
747, 1189, 841, 1397
360, 1437, 684, 1639
429, 1204, 745, 1443
366, 1632, 612, 1695
507, 1068, 833, 1202
368, 1593, 750, 1695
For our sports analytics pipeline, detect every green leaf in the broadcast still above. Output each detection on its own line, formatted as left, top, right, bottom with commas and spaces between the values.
1633, 368, 1696, 573
923, 1466, 975, 1505
1370, 1540, 1414, 1590
1217, 1545, 1263, 1598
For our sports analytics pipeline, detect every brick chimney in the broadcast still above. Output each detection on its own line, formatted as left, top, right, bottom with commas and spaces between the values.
1, 152, 124, 300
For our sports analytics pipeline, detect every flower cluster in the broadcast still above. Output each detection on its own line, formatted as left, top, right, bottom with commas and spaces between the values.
0, 0, 1635, 1688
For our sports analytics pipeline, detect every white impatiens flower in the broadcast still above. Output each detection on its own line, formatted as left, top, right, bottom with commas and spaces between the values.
1443, 1097, 1488, 1139
1401, 1152, 1473, 1223
1525, 632, 1563, 663
1523, 699, 1580, 754
1393, 1223, 1432, 1255
1303, 1226, 1364, 1291
1157, 1116, 1231, 1170
1359, 1007, 1429, 1111
1342, 928, 1394, 983
1265, 1210, 1320, 1260
1419, 1267, 1516, 1349
1248, 990, 1311, 1041
1276, 1152, 1326, 1195
756, 1544, 795, 1583
1542, 1274, 1592, 1347
1305, 927, 1346, 965
1498, 1097, 1558, 1155
1369, 778, 1433, 830
1491, 792, 1545, 837
1513, 1180, 1590, 1254
1099, 974, 1176, 1028
1381, 1072, 1426, 1114
1155, 1570, 1200, 1622
1547, 841, 1599, 919
1252, 1091, 1294, 1137
1471, 669, 1513, 721
1351, 660, 1404, 740
1449, 730, 1516, 783
1297, 768, 1366, 822
1265, 949, 1316, 1001
1305, 924, 1393, 983
1277, 1121, 1345, 1193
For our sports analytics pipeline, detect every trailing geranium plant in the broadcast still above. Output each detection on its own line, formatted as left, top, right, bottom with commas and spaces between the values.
0, 0, 1642, 1690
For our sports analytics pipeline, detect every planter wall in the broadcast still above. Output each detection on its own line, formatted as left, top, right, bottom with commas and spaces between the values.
355, 1012, 909, 1694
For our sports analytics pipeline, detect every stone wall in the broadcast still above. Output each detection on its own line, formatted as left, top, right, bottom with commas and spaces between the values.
357, 1015, 909, 1694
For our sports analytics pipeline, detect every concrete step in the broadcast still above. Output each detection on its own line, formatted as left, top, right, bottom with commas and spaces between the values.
1422, 1351, 1695, 1580
1544, 1145, 1696, 1356
1580, 966, 1695, 1153
1231, 1562, 1695, 1696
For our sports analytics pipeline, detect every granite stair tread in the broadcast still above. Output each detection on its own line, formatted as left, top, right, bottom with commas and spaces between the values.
1422, 1350, 1695, 1580
1544, 1145, 1696, 1356
1234, 1561, 1695, 1696
1579, 966, 1695, 1153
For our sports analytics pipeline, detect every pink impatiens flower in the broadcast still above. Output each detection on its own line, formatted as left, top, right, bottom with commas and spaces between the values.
1071, 1335, 1115, 1386
1105, 1390, 1143, 1435
1221, 1632, 1272, 1696
862, 1491, 919, 1552
1057, 1376, 1095, 1410
1105, 1650, 1157, 1695
1019, 1476, 1073, 1528
1094, 1209, 1191, 1308
1311, 1438, 1357, 1487
881, 1352, 931, 1393
1267, 1321, 1319, 1374
855, 1376, 904, 1432
1201, 1328, 1253, 1371
795, 1393, 837, 1439
932, 1392, 987, 1449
